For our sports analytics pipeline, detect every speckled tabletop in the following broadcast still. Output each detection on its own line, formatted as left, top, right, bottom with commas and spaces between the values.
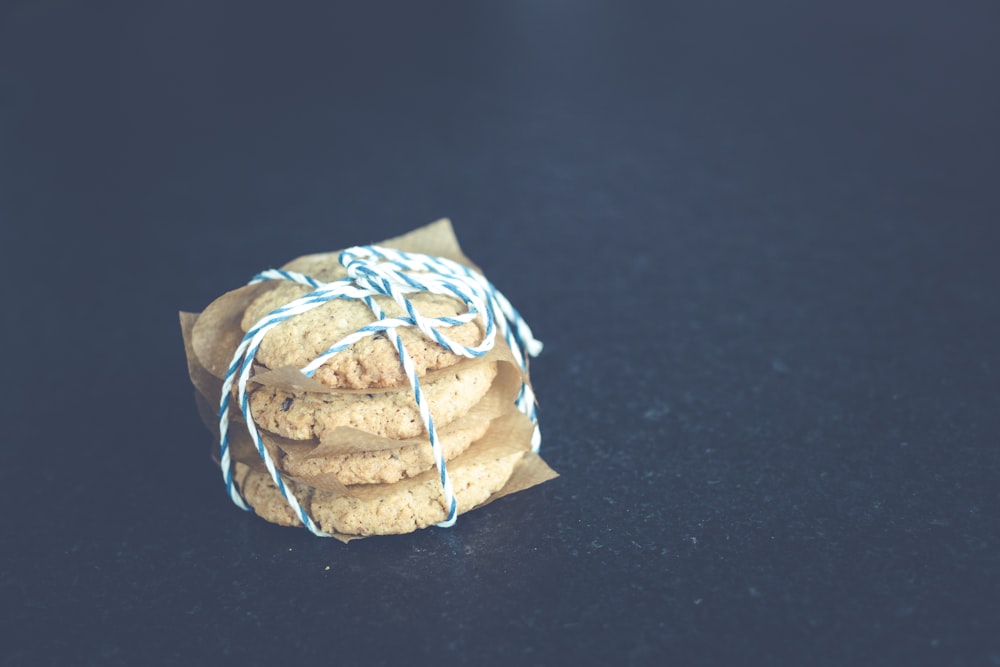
2, 2, 998, 665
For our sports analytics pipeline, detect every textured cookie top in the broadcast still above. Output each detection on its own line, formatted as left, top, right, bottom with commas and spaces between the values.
240, 281, 483, 389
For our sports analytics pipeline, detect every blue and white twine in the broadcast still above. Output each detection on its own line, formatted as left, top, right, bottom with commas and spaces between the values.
217, 245, 542, 536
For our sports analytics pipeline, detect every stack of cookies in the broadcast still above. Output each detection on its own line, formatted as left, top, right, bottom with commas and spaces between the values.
180, 220, 556, 541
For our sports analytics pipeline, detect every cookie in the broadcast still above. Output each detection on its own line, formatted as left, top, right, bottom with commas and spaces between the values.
276, 415, 492, 485
241, 280, 483, 390
248, 361, 497, 441
233, 415, 529, 537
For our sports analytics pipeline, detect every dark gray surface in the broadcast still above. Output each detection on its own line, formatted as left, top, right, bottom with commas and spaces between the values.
2, 1, 998, 665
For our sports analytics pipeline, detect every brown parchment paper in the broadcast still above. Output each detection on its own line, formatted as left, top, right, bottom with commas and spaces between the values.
181, 218, 558, 540
180, 311, 222, 403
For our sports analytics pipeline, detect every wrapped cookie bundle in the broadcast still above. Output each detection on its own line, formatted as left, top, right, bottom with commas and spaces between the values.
180, 220, 556, 541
